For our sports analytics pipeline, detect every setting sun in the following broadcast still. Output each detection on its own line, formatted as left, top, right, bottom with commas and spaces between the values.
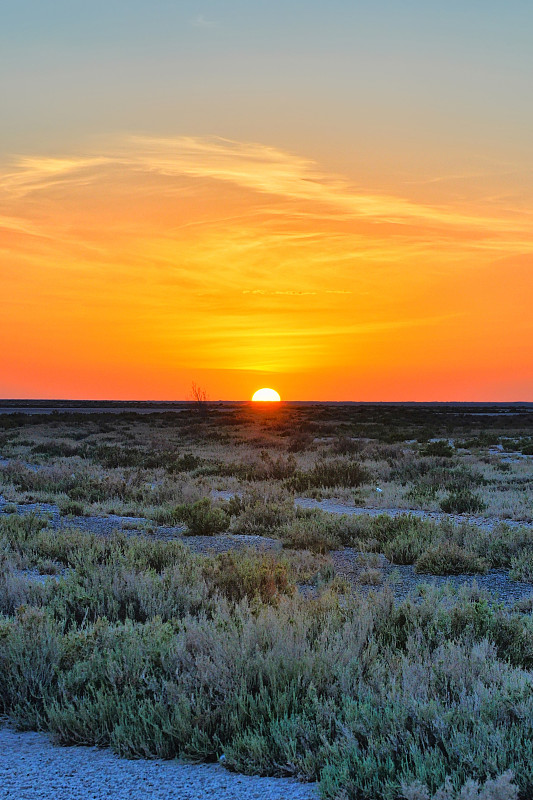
252, 388, 281, 402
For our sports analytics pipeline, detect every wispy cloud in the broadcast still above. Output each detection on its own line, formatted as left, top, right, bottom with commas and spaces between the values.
241, 288, 353, 296
243, 289, 318, 296
191, 14, 217, 28
2, 156, 111, 197
3, 135, 531, 239
1, 135, 531, 379
0, 214, 50, 238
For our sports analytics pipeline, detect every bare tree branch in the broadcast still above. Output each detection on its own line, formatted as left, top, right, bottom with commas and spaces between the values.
190, 382, 209, 415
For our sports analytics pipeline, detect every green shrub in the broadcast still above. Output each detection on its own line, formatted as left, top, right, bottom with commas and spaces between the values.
231, 489, 295, 535
510, 549, 533, 582
159, 498, 229, 535
3, 513, 533, 800
59, 499, 86, 517
0, 513, 46, 548
3, 591, 533, 798
415, 542, 489, 575
400, 464, 486, 498
288, 458, 370, 492
203, 551, 294, 604
406, 483, 439, 504
184, 498, 229, 535
401, 771, 518, 800
280, 514, 341, 553
422, 440, 454, 458
32, 441, 80, 458
440, 490, 486, 514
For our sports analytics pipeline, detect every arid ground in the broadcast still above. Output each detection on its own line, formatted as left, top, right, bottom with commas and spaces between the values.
1, 402, 533, 799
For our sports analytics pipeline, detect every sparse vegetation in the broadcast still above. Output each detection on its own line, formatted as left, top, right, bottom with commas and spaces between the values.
2, 518, 533, 799
1, 402, 533, 797
415, 541, 489, 575
157, 498, 230, 535
441, 489, 486, 515
289, 457, 370, 492
58, 499, 86, 517
422, 439, 454, 458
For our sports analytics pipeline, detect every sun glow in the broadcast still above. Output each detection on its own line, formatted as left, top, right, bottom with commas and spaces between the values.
252, 388, 281, 402
2, 135, 533, 400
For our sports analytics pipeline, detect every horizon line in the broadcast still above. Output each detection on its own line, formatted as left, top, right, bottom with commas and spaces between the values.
1, 399, 533, 406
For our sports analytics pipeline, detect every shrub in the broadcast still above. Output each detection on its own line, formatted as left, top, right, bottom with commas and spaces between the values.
510, 549, 533, 582
0, 513, 46, 548
280, 512, 342, 553
401, 771, 518, 800
167, 498, 229, 535
59, 499, 86, 517
415, 542, 489, 575
400, 464, 486, 498
287, 432, 314, 452
278, 508, 387, 554
203, 551, 294, 604
407, 483, 439, 505
2, 545, 533, 798
422, 440, 454, 458
231, 488, 295, 535
32, 441, 80, 458
86, 444, 201, 472
256, 451, 297, 479
357, 567, 382, 585
289, 458, 370, 492
331, 436, 364, 456
440, 490, 486, 515
218, 453, 297, 481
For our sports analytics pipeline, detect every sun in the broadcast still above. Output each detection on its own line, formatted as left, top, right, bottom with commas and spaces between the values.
252, 388, 281, 402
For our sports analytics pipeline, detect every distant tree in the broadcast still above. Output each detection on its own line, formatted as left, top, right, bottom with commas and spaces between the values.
190, 382, 209, 416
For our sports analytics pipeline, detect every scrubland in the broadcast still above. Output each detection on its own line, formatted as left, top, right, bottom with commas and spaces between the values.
1, 402, 533, 798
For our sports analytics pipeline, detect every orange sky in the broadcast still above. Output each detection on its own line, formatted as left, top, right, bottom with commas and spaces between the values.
2, 3, 533, 399
1, 135, 532, 400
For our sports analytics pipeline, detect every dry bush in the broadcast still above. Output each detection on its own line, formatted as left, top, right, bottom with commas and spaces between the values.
202, 551, 294, 604
357, 567, 383, 585
402, 771, 518, 800
289, 457, 370, 492
231, 485, 295, 535
3, 507, 533, 797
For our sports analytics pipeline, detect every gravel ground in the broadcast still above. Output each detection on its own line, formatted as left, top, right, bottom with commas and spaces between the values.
1, 488, 531, 600
180, 533, 282, 554
330, 548, 533, 607
0, 496, 282, 554
295, 497, 533, 531
302, 498, 533, 603
15, 568, 63, 585
0, 727, 318, 800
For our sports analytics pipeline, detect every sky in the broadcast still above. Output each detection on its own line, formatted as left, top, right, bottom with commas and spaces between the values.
1, 1, 532, 400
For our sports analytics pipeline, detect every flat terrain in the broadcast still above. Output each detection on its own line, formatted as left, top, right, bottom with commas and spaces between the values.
0, 402, 532, 799
0, 727, 318, 800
